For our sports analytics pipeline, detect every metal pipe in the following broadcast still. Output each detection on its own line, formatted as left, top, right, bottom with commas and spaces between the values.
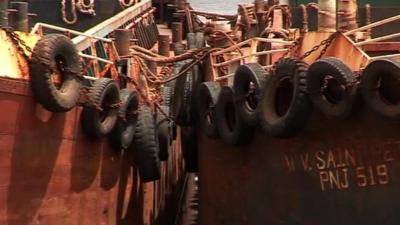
114, 29, 131, 56
158, 34, 170, 57
370, 53, 400, 61
9, 2, 28, 32
31, 23, 112, 42
345, 15, 400, 36
0, 0, 8, 28
171, 22, 183, 44
78, 52, 114, 64
355, 33, 400, 46
214, 49, 288, 67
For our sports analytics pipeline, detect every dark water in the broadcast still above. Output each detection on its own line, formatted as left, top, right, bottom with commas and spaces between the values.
189, 0, 253, 14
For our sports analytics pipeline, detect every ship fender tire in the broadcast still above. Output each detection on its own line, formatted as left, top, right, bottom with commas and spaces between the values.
172, 65, 192, 126
233, 63, 269, 126
260, 58, 311, 138
216, 86, 254, 146
307, 57, 356, 119
361, 59, 400, 119
181, 127, 198, 173
133, 105, 161, 182
109, 89, 139, 149
197, 81, 221, 139
157, 106, 171, 161
82, 78, 120, 138
29, 34, 81, 112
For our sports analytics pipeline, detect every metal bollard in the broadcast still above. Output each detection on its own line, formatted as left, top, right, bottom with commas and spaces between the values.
114, 29, 131, 57
254, 0, 264, 14
171, 22, 183, 44
0, 0, 8, 28
177, 0, 187, 10
187, 33, 196, 50
158, 34, 170, 57
173, 42, 185, 56
195, 32, 205, 48
9, 2, 28, 32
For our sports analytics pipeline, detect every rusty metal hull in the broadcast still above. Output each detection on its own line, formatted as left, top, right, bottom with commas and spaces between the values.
198, 112, 400, 225
0, 78, 185, 225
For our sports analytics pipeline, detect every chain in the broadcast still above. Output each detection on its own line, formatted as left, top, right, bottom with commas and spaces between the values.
119, 0, 136, 9
61, 0, 96, 25
76, 0, 96, 16
299, 32, 340, 60
273, 38, 300, 67
4, 28, 33, 61
61, 0, 78, 24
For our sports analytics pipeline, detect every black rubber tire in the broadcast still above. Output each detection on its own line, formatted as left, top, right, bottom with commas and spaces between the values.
181, 127, 198, 173
216, 86, 254, 146
233, 63, 269, 126
109, 89, 139, 149
82, 78, 120, 138
29, 34, 81, 112
307, 57, 356, 119
172, 65, 192, 126
361, 59, 400, 119
172, 62, 203, 126
260, 58, 311, 138
157, 106, 171, 161
162, 83, 177, 140
197, 81, 221, 139
133, 105, 161, 183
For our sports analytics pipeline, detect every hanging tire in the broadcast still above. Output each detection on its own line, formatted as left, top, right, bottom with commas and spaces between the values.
197, 81, 221, 139
181, 127, 198, 173
133, 105, 161, 182
157, 106, 171, 161
172, 62, 203, 126
233, 63, 269, 126
307, 57, 356, 119
260, 58, 311, 138
361, 59, 400, 119
216, 86, 254, 146
172, 65, 192, 126
109, 89, 139, 149
82, 78, 120, 138
161, 84, 177, 140
29, 34, 81, 112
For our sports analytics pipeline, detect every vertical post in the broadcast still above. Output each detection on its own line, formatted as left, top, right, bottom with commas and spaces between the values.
195, 32, 204, 48
254, 0, 264, 14
114, 29, 131, 57
255, 0, 265, 35
318, 0, 337, 32
0, 0, 8, 28
278, 0, 289, 6
177, 0, 186, 10
338, 0, 358, 32
10, 1, 28, 32
158, 34, 170, 57
171, 22, 183, 44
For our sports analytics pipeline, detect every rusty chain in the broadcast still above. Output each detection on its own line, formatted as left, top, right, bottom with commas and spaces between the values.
119, 0, 136, 9
61, 0, 78, 24
61, 0, 96, 25
299, 31, 340, 60
4, 28, 33, 61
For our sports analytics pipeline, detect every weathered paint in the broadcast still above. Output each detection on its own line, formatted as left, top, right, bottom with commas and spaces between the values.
198, 111, 400, 225
0, 78, 185, 225
0, 30, 39, 79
